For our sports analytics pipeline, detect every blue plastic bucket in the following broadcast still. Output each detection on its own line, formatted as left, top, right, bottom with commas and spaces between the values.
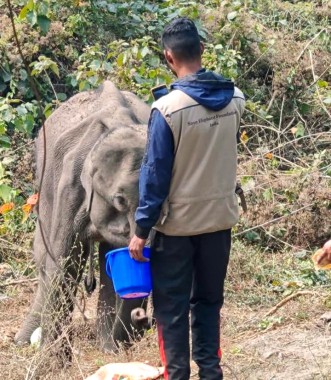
105, 247, 152, 299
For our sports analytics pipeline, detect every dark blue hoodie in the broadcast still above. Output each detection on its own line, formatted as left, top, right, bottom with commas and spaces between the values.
135, 69, 238, 239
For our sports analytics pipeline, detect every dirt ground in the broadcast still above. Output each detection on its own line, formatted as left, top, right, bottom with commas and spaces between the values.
221, 305, 331, 380
1, 275, 331, 380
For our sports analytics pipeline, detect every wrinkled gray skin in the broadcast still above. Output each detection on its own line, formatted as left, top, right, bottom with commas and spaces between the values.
14, 81, 150, 353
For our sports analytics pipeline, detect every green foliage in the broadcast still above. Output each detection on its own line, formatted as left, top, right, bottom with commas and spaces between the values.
30, 55, 59, 77
2, 0, 326, 145
72, 37, 173, 99
0, 161, 19, 202
19, 0, 52, 35
0, 97, 38, 146
0, 0, 207, 144
0, 155, 36, 236
228, 240, 331, 309
74, 44, 110, 91
0, 0, 205, 235
203, 44, 243, 80
258, 316, 284, 330
0, 0, 329, 248
108, 37, 173, 99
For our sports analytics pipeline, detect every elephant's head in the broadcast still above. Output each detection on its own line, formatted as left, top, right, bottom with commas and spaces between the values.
81, 125, 146, 247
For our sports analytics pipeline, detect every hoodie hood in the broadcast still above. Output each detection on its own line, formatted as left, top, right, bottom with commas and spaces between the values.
171, 68, 234, 111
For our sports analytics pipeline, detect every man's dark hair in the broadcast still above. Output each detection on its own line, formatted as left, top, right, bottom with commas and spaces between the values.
161, 17, 201, 61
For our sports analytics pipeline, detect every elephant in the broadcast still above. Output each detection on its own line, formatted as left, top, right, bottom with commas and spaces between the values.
14, 81, 151, 355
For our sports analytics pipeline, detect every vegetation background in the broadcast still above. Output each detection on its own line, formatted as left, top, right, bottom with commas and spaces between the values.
0, 0, 330, 379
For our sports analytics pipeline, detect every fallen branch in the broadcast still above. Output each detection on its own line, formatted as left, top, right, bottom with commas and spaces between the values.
296, 28, 326, 61
266, 90, 279, 113
264, 290, 317, 318
1, 278, 38, 287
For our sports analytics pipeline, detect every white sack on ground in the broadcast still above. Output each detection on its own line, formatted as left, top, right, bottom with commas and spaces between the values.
85, 362, 164, 380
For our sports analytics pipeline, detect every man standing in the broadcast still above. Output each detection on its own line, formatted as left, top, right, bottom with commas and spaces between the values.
129, 17, 245, 380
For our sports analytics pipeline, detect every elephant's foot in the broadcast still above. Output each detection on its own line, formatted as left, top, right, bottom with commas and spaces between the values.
14, 333, 30, 346
14, 318, 41, 345
14, 284, 43, 345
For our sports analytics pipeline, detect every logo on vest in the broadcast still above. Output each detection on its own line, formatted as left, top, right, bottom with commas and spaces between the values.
187, 110, 236, 128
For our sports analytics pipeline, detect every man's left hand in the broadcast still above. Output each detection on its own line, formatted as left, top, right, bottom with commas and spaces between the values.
317, 239, 331, 265
129, 235, 149, 262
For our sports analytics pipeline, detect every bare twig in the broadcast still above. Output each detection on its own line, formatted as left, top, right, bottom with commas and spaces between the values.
244, 109, 276, 127
239, 48, 271, 79
266, 90, 278, 113
45, 71, 59, 103
282, 117, 296, 134
308, 63, 331, 89
261, 228, 298, 249
264, 291, 317, 318
296, 28, 327, 61
242, 123, 279, 133
272, 153, 307, 169
268, 132, 330, 153
278, 95, 285, 132
1, 278, 37, 287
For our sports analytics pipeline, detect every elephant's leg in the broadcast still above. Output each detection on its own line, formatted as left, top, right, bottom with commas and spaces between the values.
15, 223, 47, 344
40, 240, 89, 358
97, 242, 147, 351
41, 270, 74, 343
97, 242, 117, 352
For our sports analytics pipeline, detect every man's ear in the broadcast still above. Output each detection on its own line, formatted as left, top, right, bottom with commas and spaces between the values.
164, 49, 174, 66
200, 42, 205, 55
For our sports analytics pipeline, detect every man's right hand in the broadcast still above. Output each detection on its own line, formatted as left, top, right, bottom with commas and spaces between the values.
128, 235, 149, 262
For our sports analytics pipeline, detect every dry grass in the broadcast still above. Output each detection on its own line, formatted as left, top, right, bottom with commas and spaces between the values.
0, 273, 161, 380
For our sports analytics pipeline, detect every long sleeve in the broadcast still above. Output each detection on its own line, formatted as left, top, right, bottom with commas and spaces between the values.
135, 109, 174, 239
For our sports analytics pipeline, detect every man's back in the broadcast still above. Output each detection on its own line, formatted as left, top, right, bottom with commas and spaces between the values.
152, 71, 245, 235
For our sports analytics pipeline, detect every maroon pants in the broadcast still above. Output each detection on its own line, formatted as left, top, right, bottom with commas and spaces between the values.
150, 229, 231, 380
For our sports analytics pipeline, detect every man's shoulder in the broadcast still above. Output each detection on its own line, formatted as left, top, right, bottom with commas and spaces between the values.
152, 90, 197, 115
233, 87, 245, 101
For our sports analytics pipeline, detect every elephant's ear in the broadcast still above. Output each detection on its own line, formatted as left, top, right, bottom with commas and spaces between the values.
81, 153, 94, 213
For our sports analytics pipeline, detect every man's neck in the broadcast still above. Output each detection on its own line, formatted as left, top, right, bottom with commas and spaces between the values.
176, 63, 203, 79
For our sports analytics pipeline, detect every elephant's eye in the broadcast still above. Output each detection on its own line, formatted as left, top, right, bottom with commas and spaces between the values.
113, 195, 127, 210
